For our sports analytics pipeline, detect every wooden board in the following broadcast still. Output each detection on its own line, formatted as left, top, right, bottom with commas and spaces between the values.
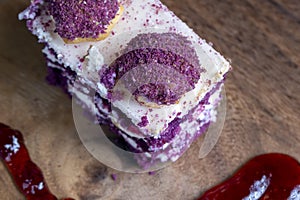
0, 0, 299, 199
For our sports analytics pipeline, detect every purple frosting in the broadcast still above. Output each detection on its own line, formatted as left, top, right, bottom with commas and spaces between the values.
101, 33, 203, 105
48, 0, 119, 40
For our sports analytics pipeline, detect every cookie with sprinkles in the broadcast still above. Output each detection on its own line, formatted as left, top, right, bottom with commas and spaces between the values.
101, 33, 203, 107
48, 0, 123, 43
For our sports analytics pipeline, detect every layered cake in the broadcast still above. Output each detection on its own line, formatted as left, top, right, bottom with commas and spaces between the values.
19, 0, 231, 169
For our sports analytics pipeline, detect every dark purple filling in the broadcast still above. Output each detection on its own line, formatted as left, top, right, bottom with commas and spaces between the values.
94, 93, 112, 125
45, 60, 77, 97
43, 45, 78, 90
101, 33, 203, 105
46, 67, 69, 95
47, 0, 119, 40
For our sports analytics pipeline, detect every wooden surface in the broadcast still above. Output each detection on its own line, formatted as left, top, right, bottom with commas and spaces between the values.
0, 0, 299, 199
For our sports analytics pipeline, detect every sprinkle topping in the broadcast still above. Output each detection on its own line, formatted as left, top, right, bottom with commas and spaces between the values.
48, 0, 119, 40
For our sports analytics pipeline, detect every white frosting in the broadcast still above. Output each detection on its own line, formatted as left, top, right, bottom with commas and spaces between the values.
19, 0, 231, 137
288, 185, 300, 200
84, 46, 105, 72
242, 175, 271, 200
70, 87, 99, 118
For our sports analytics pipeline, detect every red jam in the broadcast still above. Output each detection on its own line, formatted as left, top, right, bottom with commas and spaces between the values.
0, 123, 74, 200
198, 153, 300, 200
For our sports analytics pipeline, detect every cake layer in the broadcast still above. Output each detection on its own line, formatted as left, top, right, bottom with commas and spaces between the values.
19, 0, 231, 138
46, 65, 222, 167
47, 64, 222, 153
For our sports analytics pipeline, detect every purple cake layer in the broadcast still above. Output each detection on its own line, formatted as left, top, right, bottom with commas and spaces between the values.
45, 57, 77, 97
46, 66, 69, 95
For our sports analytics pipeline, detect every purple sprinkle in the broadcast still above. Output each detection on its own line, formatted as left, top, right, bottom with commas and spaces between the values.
148, 171, 156, 175
111, 174, 117, 181
137, 116, 149, 127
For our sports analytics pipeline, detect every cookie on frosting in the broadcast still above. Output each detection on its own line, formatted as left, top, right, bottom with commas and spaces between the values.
101, 33, 203, 107
48, 0, 123, 43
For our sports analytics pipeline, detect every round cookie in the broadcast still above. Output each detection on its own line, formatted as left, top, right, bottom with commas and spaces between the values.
48, 0, 123, 43
101, 33, 203, 106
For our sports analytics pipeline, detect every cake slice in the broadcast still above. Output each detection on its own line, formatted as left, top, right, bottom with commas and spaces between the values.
19, 0, 231, 169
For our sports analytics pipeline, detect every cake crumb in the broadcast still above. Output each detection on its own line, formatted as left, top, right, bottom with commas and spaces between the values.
111, 174, 117, 181
148, 171, 156, 175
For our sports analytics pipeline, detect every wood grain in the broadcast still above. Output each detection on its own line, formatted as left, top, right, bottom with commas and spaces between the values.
0, 0, 299, 199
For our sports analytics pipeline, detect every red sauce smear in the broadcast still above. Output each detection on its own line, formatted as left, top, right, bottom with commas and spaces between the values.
198, 153, 300, 200
0, 123, 74, 200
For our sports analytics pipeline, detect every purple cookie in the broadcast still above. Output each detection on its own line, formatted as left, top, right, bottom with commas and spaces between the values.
101, 33, 204, 105
48, 0, 120, 41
